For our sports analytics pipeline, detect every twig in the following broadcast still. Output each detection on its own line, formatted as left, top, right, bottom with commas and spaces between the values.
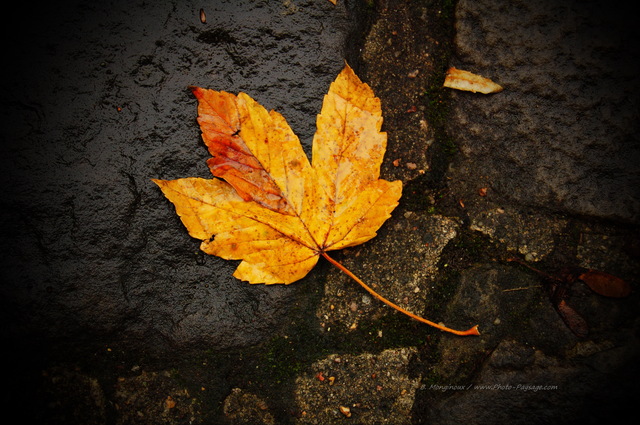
502, 285, 543, 292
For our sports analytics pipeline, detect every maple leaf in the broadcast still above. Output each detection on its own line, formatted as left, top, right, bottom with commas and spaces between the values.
153, 64, 479, 336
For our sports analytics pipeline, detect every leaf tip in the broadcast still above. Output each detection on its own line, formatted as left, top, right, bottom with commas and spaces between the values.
188, 85, 204, 98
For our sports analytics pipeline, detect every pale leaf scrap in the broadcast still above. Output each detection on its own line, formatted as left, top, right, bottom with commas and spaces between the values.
443, 67, 503, 94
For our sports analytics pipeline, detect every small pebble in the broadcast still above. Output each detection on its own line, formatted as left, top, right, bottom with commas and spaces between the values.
339, 406, 351, 417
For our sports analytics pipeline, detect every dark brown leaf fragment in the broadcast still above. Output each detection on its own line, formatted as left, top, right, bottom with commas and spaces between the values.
556, 300, 589, 338
578, 270, 631, 298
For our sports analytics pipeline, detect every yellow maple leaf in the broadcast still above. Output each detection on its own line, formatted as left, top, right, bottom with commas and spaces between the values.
153, 64, 479, 336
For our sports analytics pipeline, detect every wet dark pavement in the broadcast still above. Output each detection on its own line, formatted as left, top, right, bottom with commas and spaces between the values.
2, 0, 355, 356
2, 0, 639, 424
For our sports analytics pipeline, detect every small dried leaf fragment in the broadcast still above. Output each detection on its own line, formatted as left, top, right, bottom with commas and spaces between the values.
556, 300, 589, 338
579, 270, 631, 298
443, 67, 503, 94
165, 396, 176, 409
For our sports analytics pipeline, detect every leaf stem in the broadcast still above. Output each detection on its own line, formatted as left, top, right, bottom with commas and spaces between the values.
321, 252, 480, 336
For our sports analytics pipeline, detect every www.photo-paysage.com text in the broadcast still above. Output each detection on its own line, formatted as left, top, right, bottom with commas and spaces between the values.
428, 383, 559, 392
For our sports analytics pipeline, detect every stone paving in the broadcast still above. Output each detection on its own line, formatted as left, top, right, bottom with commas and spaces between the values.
2, 1, 638, 424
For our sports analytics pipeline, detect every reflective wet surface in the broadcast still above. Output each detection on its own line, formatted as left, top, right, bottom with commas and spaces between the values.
1, 0, 356, 357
